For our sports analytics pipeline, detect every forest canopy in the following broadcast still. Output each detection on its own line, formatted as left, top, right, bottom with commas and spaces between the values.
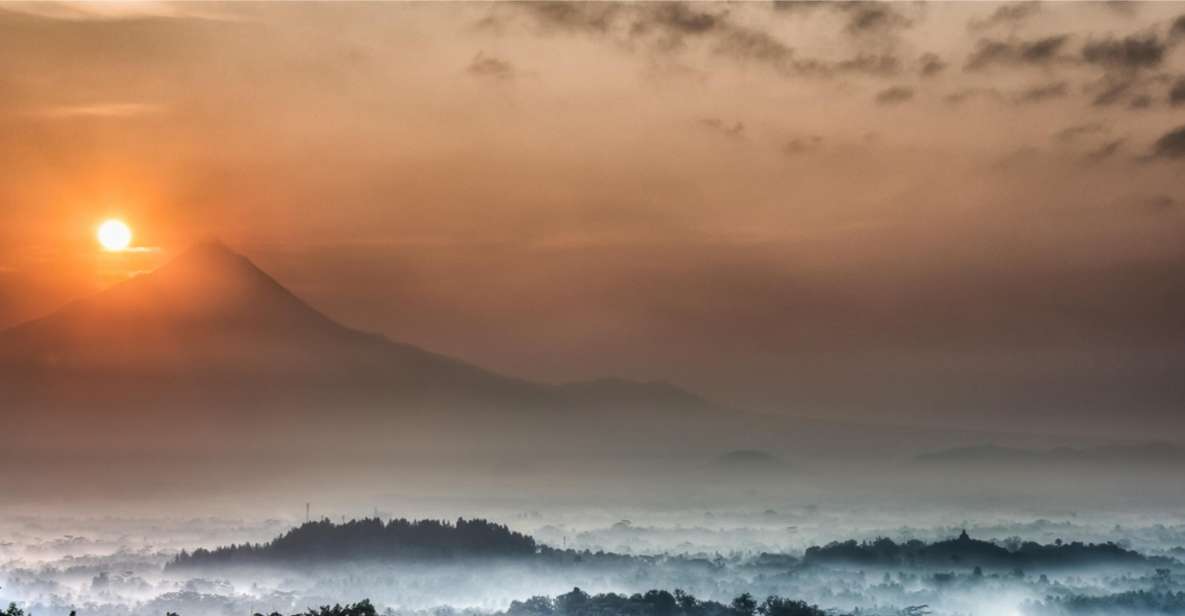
169, 518, 537, 569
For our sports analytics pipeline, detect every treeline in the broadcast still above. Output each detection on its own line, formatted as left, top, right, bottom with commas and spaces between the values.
1027, 590, 1185, 615
804, 530, 1167, 570
169, 518, 537, 569
2, 601, 382, 616
5, 591, 843, 616
508, 588, 832, 616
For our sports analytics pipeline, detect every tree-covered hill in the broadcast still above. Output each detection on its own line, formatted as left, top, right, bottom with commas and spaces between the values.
168, 518, 537, 569
803, 530, 1171, 570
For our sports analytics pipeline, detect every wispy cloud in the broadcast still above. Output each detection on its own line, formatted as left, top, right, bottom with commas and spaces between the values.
1147, 124, 1185, 161
0, 2, 242, 22
467, 53, 516, 81
698, 117, 745, 140
30, 103, 164, 119
968, 2, 1041, 32
964, 35, 1070, 71
875, 86, 914, 106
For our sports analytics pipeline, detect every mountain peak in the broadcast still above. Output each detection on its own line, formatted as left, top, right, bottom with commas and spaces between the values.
117, 241, 346, 336
0, 241, 344, 368
157, 239, 273, 287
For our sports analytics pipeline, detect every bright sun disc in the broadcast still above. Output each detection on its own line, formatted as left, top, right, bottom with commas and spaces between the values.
97, 219, 133, 251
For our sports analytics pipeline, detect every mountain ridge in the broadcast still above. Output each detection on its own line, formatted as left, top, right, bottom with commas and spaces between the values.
0, 242, 1111, 466
0, 242, 729, 453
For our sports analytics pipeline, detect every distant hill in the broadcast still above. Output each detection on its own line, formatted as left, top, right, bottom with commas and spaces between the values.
168, 518, 538, 569
804, 531, 1172, 570
914, 443, 1185, 468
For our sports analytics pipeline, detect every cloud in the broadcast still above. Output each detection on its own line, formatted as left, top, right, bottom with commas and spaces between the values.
467, 52, 516, 81
968, 3, 1041, 32
1013, 81, 1068, 104
1169, 14, 1185, 42
1081, 35, 1165, 70
30, 103, 163, 119
782, 136, 823, 156
1083, 139, 1124, 163
946, 82, 1081, 107
964, 35, 1070, 71
713, 26, 793, 64
1050, 122, 1123, 163
625, 3, 726, 52
1148, 125, 1185, 160
838, 2, 914, 36
836, 53, 902, 77
631, 3, 718, 36
1053, 123, 1109, 144
510, 3, 906, 80
1090, 77, 1137, 107
944, 88, 1004, 105
772, 1, 915, 37
698, 117, 745, 139
1170, 78, 1185, 106
875, 86, 914, 105
0, 2, 240, 22
918, 53, 947, 77
518, 2, 621, 35
713, 26, 900, 78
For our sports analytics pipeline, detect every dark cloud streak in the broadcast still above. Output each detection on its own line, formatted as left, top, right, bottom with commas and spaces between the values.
467, 52, 516, 81
1081, 34, 1165, 70
1148, 125, 1185, 160
964, 35, 1070, 71
968, 2, 1041, 32
875, 85, 914, 105
919, 52, 947, 77
1013, 81, 1068, 104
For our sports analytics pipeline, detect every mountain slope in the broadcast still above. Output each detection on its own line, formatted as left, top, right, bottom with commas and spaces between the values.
0, 242, 737, 458
0, 242, 1080, 468
0, 242, 525, 391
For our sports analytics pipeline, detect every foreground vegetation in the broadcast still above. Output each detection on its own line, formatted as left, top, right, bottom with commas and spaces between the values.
1026, 590, 1185, 615
3, 590, 843, 616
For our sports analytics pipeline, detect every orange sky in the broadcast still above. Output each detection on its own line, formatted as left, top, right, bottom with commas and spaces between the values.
2, 1, 1184, 432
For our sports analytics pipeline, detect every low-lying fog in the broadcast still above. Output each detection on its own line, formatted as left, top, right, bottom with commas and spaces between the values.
3, 463, 1185, 616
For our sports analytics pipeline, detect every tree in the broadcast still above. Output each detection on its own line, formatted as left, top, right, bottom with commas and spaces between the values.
731, 593, 757, 616
757, 596, 827, 616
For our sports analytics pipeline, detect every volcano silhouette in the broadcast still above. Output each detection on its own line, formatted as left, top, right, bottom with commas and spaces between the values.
0, 243, 1048, 473
0, 242, 723, 456
0, 241, 527, 393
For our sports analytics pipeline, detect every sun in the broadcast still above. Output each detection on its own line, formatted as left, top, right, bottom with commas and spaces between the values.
97, 219, 133, 252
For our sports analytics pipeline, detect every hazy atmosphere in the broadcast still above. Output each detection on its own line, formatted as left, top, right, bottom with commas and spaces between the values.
2, 2, 1185, 616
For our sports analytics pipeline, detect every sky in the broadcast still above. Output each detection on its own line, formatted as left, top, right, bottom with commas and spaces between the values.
1, 1, 1184, 436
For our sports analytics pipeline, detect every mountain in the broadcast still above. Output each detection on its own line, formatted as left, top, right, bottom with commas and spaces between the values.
0, 242, 732, 459
0, 242, 1093, 478
0, 241, 533, 396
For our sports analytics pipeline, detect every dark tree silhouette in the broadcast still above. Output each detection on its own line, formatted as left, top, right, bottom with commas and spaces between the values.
170, 518, 537, 569
802, 532, 1164, 570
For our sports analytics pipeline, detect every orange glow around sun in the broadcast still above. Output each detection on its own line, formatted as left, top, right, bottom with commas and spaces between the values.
97, 219, 133, 252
